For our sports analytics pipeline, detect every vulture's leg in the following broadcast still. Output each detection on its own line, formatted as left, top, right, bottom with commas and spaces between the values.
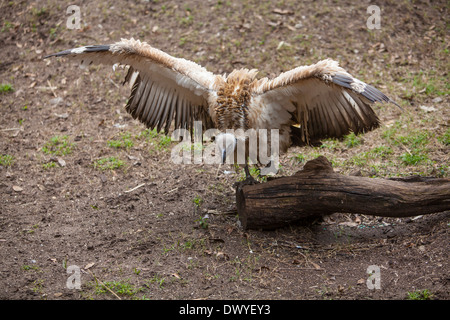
241, 163, 259, 185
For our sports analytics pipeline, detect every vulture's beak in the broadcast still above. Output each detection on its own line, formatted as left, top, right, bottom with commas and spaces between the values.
221, 149, 226, 164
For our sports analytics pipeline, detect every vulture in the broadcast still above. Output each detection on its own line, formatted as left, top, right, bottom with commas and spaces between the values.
44, 38, 398, 181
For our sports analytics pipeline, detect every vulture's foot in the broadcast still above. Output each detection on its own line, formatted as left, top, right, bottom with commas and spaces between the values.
234, 175, 259, 190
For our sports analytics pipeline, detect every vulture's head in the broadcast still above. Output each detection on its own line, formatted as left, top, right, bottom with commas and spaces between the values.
216, 133, 237, 164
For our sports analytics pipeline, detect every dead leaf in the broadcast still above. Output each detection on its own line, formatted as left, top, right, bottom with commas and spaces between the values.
273, 8, 293, 15
215, 251, 228, 261
84, 262, 95, 270
339, 221, 358, 227
54, 113, 69, 119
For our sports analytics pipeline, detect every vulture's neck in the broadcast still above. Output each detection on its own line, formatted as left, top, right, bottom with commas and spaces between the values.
214, 69, 258, 131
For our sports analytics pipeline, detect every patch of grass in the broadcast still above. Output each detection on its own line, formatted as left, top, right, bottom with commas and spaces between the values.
95, 279, 142, 296
22, 265, 40, 271
400, 152, 429, 166
346, 152, 369, 167
162, 243, 176, 255
179, 37, 187, 46
407, 289, 432, 300
192, 195, 203, 208
369, 145, 393, 159
382, 126, 433, 166
138, 128, 172, 151
49, 27, 58, 38
139, 128, 159, 140
406, 71, 449, 97
107, 132, 134, 149
293, 154, 306, 163
195, 215, 209, 229
252, 166, 267, 182
397, 131, 431, 166
94, 157, 125, 171
41, 135, 74, 156
343, 132, 362, 148
42, 162, 57, 169
435, 164, 448, 177
236, 166, 268, 183
1, 21, 13, 32
26, 223, 39, 234
437, 128, 450, 145
32, 279, 45, 295
320, 139, 340, 150
397, 131, 430, 149
147, 275, 166, 289
31, 7, 47, 17
0, 83, 14, 93
180, 15, 193, 26
0, 154, 14, 167
158, 135, 172, 149
180, 239, 196, 250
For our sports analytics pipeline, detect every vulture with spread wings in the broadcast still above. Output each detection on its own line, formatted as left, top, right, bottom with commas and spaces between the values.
45, 38, 398, 179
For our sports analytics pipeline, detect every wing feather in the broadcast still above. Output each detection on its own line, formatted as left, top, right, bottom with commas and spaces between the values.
44, 38, 218, 134
149, 86, 170, 130
144, 82, 163, 127
157, 87, 175, 133
252, 58, 398, 143
141, 80, 158, 122
148, 84, 166, 129
134, 77, 152, 120
164, 94, 178, 134
125, 76, 141, 117
175, 96, 183, 130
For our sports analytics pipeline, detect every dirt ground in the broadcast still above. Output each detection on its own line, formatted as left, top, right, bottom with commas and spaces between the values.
0, 0, 448, 301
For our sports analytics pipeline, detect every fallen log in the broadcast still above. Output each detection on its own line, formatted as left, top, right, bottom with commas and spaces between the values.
236, 156, 450, 230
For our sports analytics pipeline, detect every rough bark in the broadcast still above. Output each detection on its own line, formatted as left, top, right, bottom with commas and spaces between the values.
236, 156, 450, 230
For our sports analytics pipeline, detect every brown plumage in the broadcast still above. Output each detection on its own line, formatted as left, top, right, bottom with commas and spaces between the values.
44, 38, 399, 174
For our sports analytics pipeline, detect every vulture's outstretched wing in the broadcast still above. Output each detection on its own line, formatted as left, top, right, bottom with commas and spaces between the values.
44, 38, 217, 134
252, 58, 399, 144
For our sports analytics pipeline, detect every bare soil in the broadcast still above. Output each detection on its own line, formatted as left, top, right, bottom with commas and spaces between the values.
0, 0, 448, 300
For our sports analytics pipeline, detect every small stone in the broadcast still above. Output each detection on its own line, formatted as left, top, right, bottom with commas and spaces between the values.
12, 185, 23, 192
50, 97, 63, 105
419, 105, 436, 112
